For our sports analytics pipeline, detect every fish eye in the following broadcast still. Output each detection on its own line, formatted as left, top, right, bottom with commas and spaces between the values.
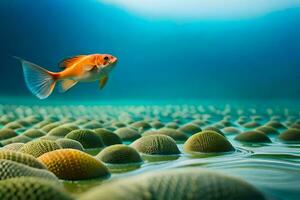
104, 56, 109, 61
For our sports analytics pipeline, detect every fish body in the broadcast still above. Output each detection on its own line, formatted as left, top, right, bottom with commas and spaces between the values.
14, 54, 118, 99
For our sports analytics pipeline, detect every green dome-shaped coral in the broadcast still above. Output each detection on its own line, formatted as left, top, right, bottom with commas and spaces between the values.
111, 121, 127, 128
203, 126, 225, 136
0, 128, 18, 140
144, 128, 188, 141
0, 177, 73, 200
34, 119, 54, 129
23, 115, 43, 124
265, 121, 286, 129
165, 122, 179, 129
290, 123, 300, 129
20, 140, 62, 158
65, 129, 104, 149
39, 135, 60, 141
16, 119, 31, 127
61, 124, 79, 131
0, 150, 47, 169
191, 119, 208, 127
38, 149, 110, 180
115, 127, 141, 142
48, 126, 73, 137
0, 159, 57, 181
131, 134, 180, 155
78, 168, 265, 200
56, 138, 84, 150
82, 121, 103, 129
94, 128, 122, 146
178, 123, 202, 135
218, 119, 233, 127
243, 121, 261, 128
2, 143, 24, 151
256, 126, 279, 135
183, 131, 234, 153
237, 117, 247, 125
150, 120, 164, 129
96, 144, 142, 164
1, 135, 32, 145
222, 127, 241, 134
41, 122, 62, 133
130, 121, 151, 132
23, 129, 46, 138
278, 128, 300, 142
234, 131, 271, 143
3, 122, 23, 129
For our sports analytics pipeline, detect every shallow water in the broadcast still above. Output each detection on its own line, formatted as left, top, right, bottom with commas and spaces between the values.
0, 102, 300, 200
65, 142, 300, 200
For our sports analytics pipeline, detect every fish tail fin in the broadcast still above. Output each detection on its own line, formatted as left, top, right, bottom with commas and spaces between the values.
13, 56, 59, 99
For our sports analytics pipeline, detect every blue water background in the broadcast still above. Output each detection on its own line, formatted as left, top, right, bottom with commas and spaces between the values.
0, 0, 300, 102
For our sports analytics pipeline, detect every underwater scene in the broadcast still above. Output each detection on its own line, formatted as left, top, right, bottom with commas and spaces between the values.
0, 0, 300, 200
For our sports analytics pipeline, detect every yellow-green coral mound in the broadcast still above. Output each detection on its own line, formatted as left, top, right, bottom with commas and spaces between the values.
243, 121, 261, 128
144, 128, 188, 141
3, 122, 23, 129
1, 135, 32, 145
40, 122, 62, 133
38, 149, 110, 180
183, 131, 234, 153
82, 121, 103, 129
203, 126, 225, 136
78, 168, 265, 200
65, 129, 104, 149
265, 121, 286, 129
2, 143, 24, 151
0, 128, 18, 140
165, 122, 179, 129
23, 129, 46, 138
234, 131, 271, 143
223, 127, 241, 134
278, 128, 300, 142
131, 134, 180, 155
130, 121, 151, 132
19, 140, 62, 158
0, 150, 47, 169
96, 144, 142, 164
178, 123, 202, 135
56, 138, 84, 150
94, 128, 122, 146
0, 159, 58, 181
47, 126, 73, 137
150, 120, 164, 129
256, 126, 279, 135
0, 177, 73, 200
115, 127, 141, 142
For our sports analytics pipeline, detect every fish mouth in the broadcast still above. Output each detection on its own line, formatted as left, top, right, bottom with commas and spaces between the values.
108, 60, 117, 66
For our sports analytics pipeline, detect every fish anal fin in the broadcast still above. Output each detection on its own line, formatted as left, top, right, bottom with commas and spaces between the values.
60, 79, 78, 92
59, 55, 86, 68
99, 76, 108, 89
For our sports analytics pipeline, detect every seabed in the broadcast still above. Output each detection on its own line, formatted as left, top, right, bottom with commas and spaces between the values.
0, 98, 299, 200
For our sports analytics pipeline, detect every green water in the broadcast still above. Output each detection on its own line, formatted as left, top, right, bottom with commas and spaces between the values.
0, 102, 299, 200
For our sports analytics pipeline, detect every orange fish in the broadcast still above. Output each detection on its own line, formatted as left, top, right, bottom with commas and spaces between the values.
14, 54, 118, 99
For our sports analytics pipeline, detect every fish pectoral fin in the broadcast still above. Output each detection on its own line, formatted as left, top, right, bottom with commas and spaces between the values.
59, 55, 86, 68
84, 65, 97, 71
59, 79, 78, 93
99, 76, 109, 90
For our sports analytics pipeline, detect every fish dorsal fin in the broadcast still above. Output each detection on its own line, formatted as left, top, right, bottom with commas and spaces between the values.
59, 55, 86, 68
